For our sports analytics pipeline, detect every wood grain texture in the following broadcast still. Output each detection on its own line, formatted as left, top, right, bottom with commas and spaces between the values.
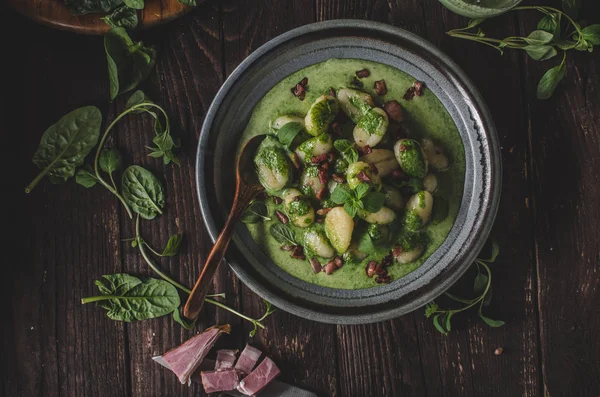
519, 1, 600, 396
6, 0, 191, 35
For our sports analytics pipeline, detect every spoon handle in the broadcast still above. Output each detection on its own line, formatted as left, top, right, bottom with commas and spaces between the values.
183, 184, 261, 320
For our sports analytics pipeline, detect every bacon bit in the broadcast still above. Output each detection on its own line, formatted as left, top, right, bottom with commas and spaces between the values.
392, 244, 404, 257
321, 162, 329, 171
332, 173, 345, 183
403, 81, 425, 100
383, 100, 404, 122
356, 69, 370, 78
291, 245, 305, 260
356, 170, 371, 183
374, 79, 387, 96
333, 256, 343, 269
398, 144, 408, 152
273, 196, 283, 205
300, 77, 308, 86
331, 122, 342, 136
280, 245, 294, 251
310, 153, 329, 164
310, 257, 322, 273
374, 265, 387, 276
381, 252, 393, 267
316, 187, 327, 201
366, 261, 378, 278
290, 153, 302, 169
329, 87, 336, 97
275, 210, 289, 224
369, 164, 379, 175
323, 260, 337, 275
317, 166, 328, 186
356, 145, 372, 156
317, 208, 332, 216
291, 83, 306, 101
376, 275, 392, 284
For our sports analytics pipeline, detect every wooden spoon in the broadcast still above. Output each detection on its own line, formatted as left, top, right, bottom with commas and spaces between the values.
183, 135, 266, 320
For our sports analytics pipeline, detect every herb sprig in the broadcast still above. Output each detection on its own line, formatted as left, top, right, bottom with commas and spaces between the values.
447, 5, 600, 99
331, 183, 385, 217
425, 240, 504, 335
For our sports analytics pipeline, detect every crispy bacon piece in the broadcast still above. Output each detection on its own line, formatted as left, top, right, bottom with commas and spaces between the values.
317, 166, 328, 185
310, 153, 329, 164
315, 187, 327, 201
332, 173, 345, 183
235, 345, 262, 376
291, 83, 306, 100
366, 261, 378, 278
273, 196, 283, 205
310, 257, 322, 273
237, 357, 281, 396
323, 260, 337, 275
383, 100, 404, 122
403, 80, 425, 100
300, 77, 308, 86
333, 256, 343, 269
317, 208, 332, 216
356, 145, 372, 156
356, 170, 371, 183
374, 79, 387, 96
356, 68, 370, 78
275, 210, 289, 224
376, 275, 392, 284
153, 325, 231, 385
393, 244, 404, 257
290, 245, 305, 260
381, 252, 393, 267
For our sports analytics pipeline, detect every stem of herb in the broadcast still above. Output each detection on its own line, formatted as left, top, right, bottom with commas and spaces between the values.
204, 298, 266, 330
25, 164, 54, 193
142, 240, 164, 257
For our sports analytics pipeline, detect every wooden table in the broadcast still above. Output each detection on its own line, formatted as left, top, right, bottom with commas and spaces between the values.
3, 1, 599, 396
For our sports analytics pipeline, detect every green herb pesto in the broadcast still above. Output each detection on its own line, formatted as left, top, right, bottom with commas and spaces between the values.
288, 199, 311, 217
357, 109, 385, 136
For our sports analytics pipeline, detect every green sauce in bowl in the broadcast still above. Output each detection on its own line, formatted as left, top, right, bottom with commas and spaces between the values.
439, 0, 522, 18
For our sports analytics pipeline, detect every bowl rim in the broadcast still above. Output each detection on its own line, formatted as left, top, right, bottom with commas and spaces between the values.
196, 19, 502, 324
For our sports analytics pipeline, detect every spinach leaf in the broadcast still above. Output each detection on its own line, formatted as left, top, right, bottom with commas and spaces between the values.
122, 165, 165, 219
361, 191, 385, 213
125, 90, 153, 113
172, 307, 197, 329
275, 122, 303, 147
333, 139, 359, 164
123, 0, 143, 9
269, 224, 297, 245
582, 25, 600, 45
523, 30, 553, 45
99, 148, 122, 175
104, 28, 156, 101
160, 234, 182, 256
76, 165, 99, 188
101, 5, 138, 30
537, 60, 567, 100
524, 45, 557, 61
26, 106, 102, 193
82, 274, 180, 322
64, 0, 123, 15
241, 201, 271, 224
148, 130, 180, 165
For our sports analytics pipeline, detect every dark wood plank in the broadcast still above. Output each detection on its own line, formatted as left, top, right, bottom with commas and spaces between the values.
115, 5, 246, 397
3, 11, 129, 397
220, 1, 339, 396
519, 0, 600, 395
317, 0, 542, 396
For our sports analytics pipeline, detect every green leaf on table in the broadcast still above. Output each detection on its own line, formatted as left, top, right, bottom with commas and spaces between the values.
123, 0, 143, 9
562, 0, 582, 19
525, 45, 558, 61
161, 234, 182, 257
582, 25, 600, 45
555, 39, 577, 50
83, 274, 180, 322
432, 314, 447, 335
241, 201, 271, 224
333, 139, 359, 164
479, 239, 500, 263
479, 313, 505, 328
424, 302, 438, 318
275, 122, 303, 147
125, 90, 153, 112
148, 132, 180, 165
172, 308, 197, 329
27, 106, 102, 193
99, 148, 122, 175
444, 312, 453, 332
121, 165, 165, 219
361, 191, 386, 213
269, 224, 297, 245
64, 0, 123, 15
537, 62, 566, 100
76, 165, 99, 188
104, 27, 156, 101
524, 30, 554, 45
101, 5, 138, 30
537, 15, 556, 33
473, 271, 489, 295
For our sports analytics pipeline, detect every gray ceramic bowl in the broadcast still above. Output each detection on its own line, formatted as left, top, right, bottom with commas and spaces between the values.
196, 20, 501, 324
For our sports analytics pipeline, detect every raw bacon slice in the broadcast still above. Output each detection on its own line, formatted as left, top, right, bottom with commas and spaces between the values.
215, 349, 238, 370
237, 357, 281, 396
152, 324, 230, 385
234, 344, 262, 376
200, 368, 240, 393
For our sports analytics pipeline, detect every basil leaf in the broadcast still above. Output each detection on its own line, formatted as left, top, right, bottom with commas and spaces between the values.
555, 39, 577, 50
473, 271, 489, 295
161, 234, 182, 256
83, 275, 180, 322
269, 224, 297, 245
479, 314, 505, 328
101, 5, 138, 30
99, 148, 122, 175
276, 122, 303, 147
331, 185, 353, 204
241, 201, 271, 224
354, 183, 370, 199
64, 0, 123, 15
177, 0, 196, 5
122, 165, 165, 219
343, 202, 358, 218
358, 230, 375, 254
432, 314, 447, 335
149, 132, 180, 165
123, 0, 143, 9
104, 28, 156, 101
537, 15, 556, 33
562, 0, 581, 19
333, 139, 359, 164
125, 90, 153, 112
27, 106, 102, 192
582, 24, 600, 45
172, 308, 197, 329
424, 302, 438, 318
76, 165, 99, 188
537, 62, 566, 100
525, 45, 557, 61
444, 312, 453, 332
524, 30, 554, 45
361, 191, 386, 213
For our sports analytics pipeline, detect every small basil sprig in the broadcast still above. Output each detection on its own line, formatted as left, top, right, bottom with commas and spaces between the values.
26, 106, 102, 193
242, 201, 271, 224
275, 122, 304, 147
134, 233, 182, 257
269, 224, 297, 245
446, 5, 600, 99
424, 240, 504, 335
333, 139, 359, 164
331, 183, 385, 217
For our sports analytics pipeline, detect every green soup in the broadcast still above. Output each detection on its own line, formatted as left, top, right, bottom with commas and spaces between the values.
238, 59, 465, 289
